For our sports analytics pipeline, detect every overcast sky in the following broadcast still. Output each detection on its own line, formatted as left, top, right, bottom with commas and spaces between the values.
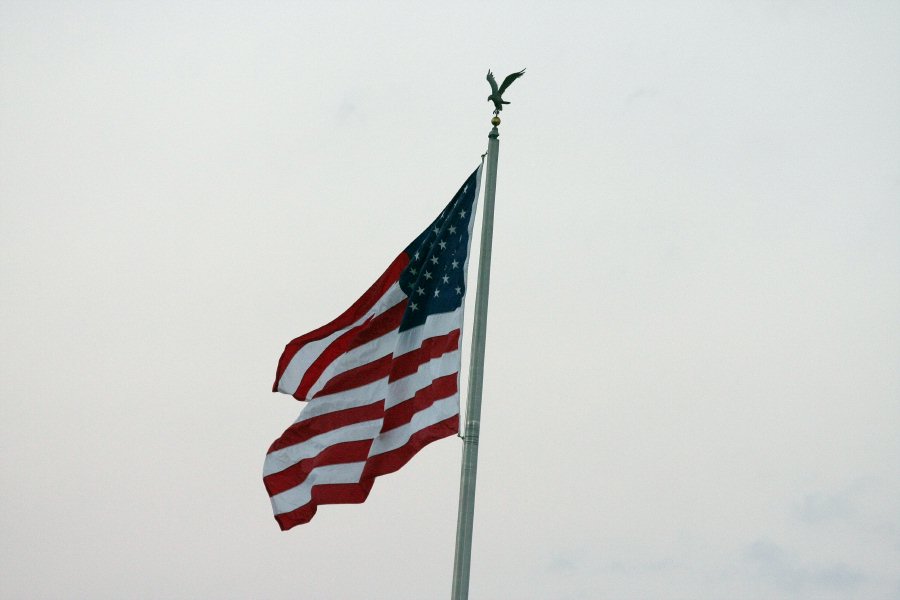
2, 2, 899, 599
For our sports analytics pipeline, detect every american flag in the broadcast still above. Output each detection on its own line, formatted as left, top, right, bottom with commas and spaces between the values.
264, 166, 482, 530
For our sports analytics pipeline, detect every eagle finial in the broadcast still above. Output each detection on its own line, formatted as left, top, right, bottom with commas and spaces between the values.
486, 68, 525, 114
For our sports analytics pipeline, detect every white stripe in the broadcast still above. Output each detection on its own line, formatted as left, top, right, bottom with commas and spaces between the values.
269, 350, 460, 475
263, 419, 382, 477
306, 327, 400, 399
368, 395, 460, 457
277, 326, 355, 395
295, 347, 460, 425
277, 282, 405, 396
395, 308, 463, 356
294, 378, 388, 423
270, 462, 366, 515
269, 387, 461, 514
304, 306, 463, 400
385, 349, 460, 408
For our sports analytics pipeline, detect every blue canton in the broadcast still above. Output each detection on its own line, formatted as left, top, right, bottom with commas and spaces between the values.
398, 168, 480, 331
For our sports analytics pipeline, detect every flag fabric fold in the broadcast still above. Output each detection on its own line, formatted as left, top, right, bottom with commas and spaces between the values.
265, 166, 482, 530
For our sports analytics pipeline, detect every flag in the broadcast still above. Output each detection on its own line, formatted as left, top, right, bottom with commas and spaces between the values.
264, 166, 482, 530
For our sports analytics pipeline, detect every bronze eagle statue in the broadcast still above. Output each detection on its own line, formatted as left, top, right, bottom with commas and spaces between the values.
487, 69, 525, 113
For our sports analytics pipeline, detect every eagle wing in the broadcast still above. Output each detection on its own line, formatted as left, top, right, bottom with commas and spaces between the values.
498, 69, 526, 95
486, 70, 499, 96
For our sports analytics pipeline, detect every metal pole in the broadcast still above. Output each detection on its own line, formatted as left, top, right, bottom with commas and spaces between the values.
451, 117, 501, 600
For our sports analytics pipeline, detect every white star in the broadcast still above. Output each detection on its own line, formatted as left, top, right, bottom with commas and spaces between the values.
459, 209, 467, 219
442, 275, 450, 283
463, 184, 468, 193
430, 256, 439, 265
414, 251, 420, 260
432, 226, 440, 235
449, 225, 457, 234
410, 302, 419, 311
424, 271, 432, 280
416, 287, 425, 296
451, 260, 459, 269
455, 286, 462, 295
410, 268, 417, 275
438, 240, 447, 250
433, 289, 440, 298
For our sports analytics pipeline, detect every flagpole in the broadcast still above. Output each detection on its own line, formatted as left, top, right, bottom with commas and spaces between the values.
451, 113, 501, 600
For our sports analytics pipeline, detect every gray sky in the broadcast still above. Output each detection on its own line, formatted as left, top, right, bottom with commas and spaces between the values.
2, 2, 899, 599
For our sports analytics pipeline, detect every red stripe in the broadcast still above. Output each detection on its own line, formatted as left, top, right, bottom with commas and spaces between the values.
266, 376, 457, 497
313, 353, 393, 398
273, 253, 408, 392
309, 328, 461, 399
268, 314, 463, 532
271, 417, 458, 531
263, 440, 372, 497
381, 374, 457, 432
361, 416, 458, 480
266, 401, 386, 453
295, 301, 406, 399
389, 329, 461, 382
274, 479, 376, 531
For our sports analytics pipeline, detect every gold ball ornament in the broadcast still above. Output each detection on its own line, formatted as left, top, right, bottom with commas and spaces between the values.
491, 115, 501, 127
